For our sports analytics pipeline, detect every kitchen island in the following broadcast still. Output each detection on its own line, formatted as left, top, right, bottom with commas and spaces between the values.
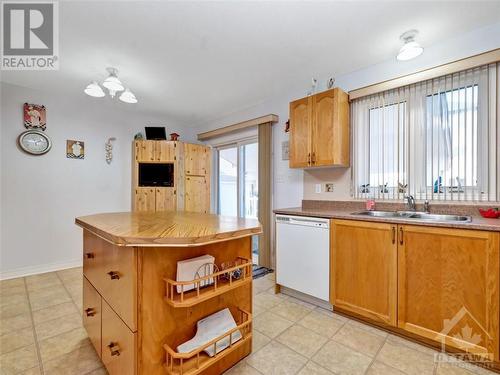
75, 211, 261, 375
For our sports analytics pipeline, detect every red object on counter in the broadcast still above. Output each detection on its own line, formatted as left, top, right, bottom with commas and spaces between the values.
479, 208, 500, 218
366, 200, 376, 211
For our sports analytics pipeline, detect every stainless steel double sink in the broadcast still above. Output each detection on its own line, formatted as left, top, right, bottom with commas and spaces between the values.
352, 210, 472, 223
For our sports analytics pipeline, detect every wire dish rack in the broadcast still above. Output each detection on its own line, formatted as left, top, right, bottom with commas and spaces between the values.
164, 257, 252, 308
163, 309, 252, 375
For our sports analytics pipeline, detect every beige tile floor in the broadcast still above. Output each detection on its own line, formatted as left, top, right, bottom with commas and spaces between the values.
0, 268, 497, 375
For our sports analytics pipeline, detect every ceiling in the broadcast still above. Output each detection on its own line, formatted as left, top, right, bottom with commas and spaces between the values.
2, 1, 500, 127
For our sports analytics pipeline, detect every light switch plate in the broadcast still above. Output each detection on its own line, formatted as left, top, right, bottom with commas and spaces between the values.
315, 184, 322, 193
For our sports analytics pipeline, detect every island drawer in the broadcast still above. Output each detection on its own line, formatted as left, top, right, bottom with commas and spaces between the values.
83, 230, 137, 331
102, 299, 137, 375
83, 276, 102, 358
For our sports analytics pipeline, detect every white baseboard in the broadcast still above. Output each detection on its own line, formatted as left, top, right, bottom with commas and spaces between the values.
0, 259, 83, 280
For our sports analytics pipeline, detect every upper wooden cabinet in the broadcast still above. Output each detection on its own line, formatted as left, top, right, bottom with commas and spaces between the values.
398, 225, 499, 360
184, 143, 210, 176
134, 140, 176, 162
331, 219, 397, 326
289, 88, 349, 168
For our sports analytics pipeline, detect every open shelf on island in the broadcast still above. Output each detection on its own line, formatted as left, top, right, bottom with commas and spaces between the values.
164, 309, 252, 375
164, 257, 252, 308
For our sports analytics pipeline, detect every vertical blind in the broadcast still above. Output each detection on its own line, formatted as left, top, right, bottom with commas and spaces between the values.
352, 62, 499, 201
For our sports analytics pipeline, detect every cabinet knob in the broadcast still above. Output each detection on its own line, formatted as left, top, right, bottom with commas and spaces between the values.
84, 307, 96, 317
107, 271, 120, 280
108, 342, 121, 356
85, 252, 94, 259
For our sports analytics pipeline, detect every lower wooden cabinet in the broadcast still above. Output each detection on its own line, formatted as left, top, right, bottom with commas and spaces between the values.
185, 176, 210, 214
330, 220, 397, 325
155, 187, 176, 211
330, 220, 500, 361
102, 300, 137, 375
134, 188, 156, 212
83, 277, 102, 357
398, 225, 500, 360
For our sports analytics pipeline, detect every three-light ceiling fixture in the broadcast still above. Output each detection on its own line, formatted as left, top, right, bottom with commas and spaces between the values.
84, 67, 137, 104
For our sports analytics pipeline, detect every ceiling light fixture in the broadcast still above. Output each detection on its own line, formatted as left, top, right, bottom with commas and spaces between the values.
397, 30, 424, 61
119, 88, 138, 104
84, 81, 105, 98
84, 67, 137, 103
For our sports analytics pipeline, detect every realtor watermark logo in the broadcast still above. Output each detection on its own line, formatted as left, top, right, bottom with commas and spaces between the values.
1, 1, 59, 70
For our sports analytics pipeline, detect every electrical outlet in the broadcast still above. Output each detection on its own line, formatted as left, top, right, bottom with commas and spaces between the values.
325, 183, 334, 192
315, 184, 322, 193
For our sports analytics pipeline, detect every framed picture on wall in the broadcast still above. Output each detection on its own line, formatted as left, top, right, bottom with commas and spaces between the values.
66, 140, 85, 159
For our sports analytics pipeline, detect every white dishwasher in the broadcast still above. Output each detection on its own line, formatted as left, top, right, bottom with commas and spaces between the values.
275, 214, 330, 302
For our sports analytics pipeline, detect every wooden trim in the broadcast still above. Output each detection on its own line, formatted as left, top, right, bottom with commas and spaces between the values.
258, 123, 272, 268
197, 114, 279, 141
349, 48, 500, 100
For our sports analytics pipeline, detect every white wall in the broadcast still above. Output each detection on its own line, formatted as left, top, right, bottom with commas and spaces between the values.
0, 82, 196, 279
194, 22, 500, 207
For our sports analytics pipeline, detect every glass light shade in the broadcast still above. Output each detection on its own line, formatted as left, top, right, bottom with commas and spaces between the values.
103, 75, 124, 92
84, 81, 105, 97
119, 89, 138, 104
397, 41, 423, 61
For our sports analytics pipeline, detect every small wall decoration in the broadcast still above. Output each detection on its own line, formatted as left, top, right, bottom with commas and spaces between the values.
105, 137, 116, 164
66, 140, 85, 159
170, 132, 179, 141
24, 103, 47, 130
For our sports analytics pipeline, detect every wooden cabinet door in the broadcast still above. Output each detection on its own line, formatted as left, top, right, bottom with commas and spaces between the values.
185, 176, 209, 213
133, 188, 156, 212
102, 300, 137, 375
83, 277, 102, 357
155, 187, 176, 211
311, 89, 335, 166
134, 141, 155, 162
331, 220, 397, 326
289, 96, 312, 168
185, 143, 210, 176
398, 225, 499, 360
155, 141, 176, 162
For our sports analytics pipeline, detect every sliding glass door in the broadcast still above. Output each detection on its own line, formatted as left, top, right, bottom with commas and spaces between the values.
217, 140, 259, 263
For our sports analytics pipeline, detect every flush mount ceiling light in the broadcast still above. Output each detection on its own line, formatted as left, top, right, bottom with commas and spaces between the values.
397, 30, 424, 61
84, 67, 137, 103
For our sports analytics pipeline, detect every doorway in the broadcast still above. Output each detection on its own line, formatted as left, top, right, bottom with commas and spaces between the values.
217, 140, 259, 264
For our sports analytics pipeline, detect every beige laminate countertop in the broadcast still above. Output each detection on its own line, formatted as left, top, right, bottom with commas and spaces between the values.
274, 207, 500, 232
75, 211, 262, 247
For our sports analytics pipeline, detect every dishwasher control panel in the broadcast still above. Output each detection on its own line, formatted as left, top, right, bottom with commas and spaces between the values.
276, 214, 329, 228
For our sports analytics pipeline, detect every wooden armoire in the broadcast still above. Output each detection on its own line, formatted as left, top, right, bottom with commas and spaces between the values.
132, 140, 211, 213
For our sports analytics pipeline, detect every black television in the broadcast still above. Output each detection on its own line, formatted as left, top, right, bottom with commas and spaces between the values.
138, 163, 174, 187
145, 126, 167, 140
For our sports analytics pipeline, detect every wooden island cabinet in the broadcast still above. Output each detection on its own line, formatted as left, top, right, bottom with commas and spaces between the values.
330, 219, 500, 362
76, 211, 261, 375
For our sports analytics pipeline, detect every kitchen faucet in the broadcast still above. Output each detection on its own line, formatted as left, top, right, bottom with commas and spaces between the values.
405, 195, 416, 211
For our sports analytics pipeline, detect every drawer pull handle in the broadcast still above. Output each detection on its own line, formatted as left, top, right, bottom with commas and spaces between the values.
84, 308, 95, 317
108, 342, 121, 356
391, 227, 396, 244
85, 252, 94, 259
107, 271, 120, 280
399, 227, 404, 245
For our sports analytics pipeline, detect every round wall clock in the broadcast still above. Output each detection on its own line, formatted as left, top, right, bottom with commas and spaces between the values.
18, 130, 52, 155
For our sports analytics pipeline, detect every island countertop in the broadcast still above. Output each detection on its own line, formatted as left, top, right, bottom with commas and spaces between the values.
75, 211, 262, 247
